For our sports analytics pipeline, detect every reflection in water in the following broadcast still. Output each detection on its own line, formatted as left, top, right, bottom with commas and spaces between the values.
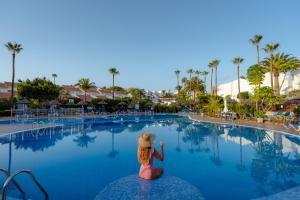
251, 131, 300, 196
73, 133, 96, 148
176, 121, 300, 196
2, 116, 300, 199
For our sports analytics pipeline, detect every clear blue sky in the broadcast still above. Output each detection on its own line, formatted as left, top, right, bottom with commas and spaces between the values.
0, 0, 299, 91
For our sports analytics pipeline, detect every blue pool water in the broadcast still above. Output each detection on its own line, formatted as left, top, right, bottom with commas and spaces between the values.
1, 115, 300, 200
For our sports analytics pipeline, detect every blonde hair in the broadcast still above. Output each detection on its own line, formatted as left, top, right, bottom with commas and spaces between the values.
138, 145, 151, 165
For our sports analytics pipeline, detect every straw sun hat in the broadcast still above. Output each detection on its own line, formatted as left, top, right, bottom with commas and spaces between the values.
138, 132, 156, 148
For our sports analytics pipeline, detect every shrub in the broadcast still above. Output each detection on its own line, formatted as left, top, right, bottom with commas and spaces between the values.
153, 103, 181, 113
293, 107, 300, 115
254, 110, 265, 118
237, 91, 250, 99
0, 99, 10, 111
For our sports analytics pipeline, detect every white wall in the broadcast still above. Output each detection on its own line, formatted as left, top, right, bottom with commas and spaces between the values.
218, 71, 300, 99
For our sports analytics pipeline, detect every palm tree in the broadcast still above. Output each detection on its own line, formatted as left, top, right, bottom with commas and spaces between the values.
5, 42, 23, 117
175, 70, 181, 94
52, 73, 58, 84
108, 67, 120, 99
263, 43, 280, 90
195, 70, 201, 80
187, 69, 193, 97
208, 63, 214, 94
261, 53, 300, 95
194, 70, 201, 93
232, 57, 244, 97
249, 35, 263, 63
75, 78, 96, 101
201, 71, 209, 92
209, 60, 220, 95
181, 77, 188, 88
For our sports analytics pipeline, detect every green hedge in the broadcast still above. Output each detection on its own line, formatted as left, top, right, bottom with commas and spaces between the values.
153, 104, 182, 113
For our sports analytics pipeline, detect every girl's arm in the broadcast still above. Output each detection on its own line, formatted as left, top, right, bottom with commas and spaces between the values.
154, 143, 164, 161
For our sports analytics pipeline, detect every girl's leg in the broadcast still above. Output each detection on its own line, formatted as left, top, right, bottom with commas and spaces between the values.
152, 168, 164, 179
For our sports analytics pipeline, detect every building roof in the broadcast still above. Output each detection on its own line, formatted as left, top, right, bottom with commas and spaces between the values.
0, 92, 11, 99
77, 94, 92, 101
87, 88, 98, 93
98, 88, 112, 94
63, 85, 80, 92
0, 82, 17, 88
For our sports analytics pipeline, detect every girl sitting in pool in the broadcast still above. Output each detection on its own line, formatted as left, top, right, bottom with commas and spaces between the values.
137, 132, 164, 180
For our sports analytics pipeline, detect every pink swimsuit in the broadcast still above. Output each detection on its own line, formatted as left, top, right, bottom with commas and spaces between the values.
139, 148, 155, 180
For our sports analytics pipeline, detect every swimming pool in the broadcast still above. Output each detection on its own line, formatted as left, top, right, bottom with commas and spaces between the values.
1, 114, 300, 200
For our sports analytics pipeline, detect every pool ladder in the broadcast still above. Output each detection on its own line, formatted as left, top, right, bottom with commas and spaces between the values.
0, 168, 48, 200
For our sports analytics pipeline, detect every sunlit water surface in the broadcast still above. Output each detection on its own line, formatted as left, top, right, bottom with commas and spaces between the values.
1, 115, 300, 200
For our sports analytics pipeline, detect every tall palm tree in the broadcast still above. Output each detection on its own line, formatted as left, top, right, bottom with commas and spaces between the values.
175, 70, 181, 94
208, 63, 214, 94
108, 67, 120, 99
187, 69, 193, 97
5, 42, 23, 117
213, 60, 220, 96
195, 70, 201, 80
52, 73, 58, 84
232, 57, 244, 96
249, 35, 263, 63
209, 60, 220, 95
201, 70, 209, 92
261, 53, 300, 95
181, 77, 188, 88
263, 43, 280, 90
194, 70, 201, 93
75, 78, 96, 102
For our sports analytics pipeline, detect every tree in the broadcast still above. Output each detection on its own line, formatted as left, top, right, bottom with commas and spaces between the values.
247, 64, 265, 88
17, 77, 61, 102
194, 70, 201, 94
175, 70, 181, 94
75, 78, 96, 102
261, 53, 300, 95
233, 57, 244, 96
108, 67, 120, 99
208, 62, 214, 94
185, 77, 205, 102
52, 73, 58, 84
5, 42, 23, 116
187, 69, 193, 98
127, 88, 144, 102
249, 35, 263, 63
194, 70, 201, 80
201, 71, 209, 91
207, 96, 221, 115
208, 60, 220, 95
263, 43, 280, 90
251, 86, 279, 111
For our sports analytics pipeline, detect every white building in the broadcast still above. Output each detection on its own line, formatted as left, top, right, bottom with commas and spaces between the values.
218, 70, 300, 99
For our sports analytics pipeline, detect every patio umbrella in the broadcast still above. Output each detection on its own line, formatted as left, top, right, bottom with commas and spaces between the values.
77, 101, 88, 106
145, 102, 153, 107
16, 98, 30, 104
284, 96, 300, 105
16, 98, 30, 111
97, 101, 108, 105
49, 100, 61, 106
117, 102, 127, 106
98, 101, 108, 111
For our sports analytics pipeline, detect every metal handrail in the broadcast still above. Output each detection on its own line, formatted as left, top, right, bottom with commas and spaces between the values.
2, 169, 48, 200
0, 168, 25, 198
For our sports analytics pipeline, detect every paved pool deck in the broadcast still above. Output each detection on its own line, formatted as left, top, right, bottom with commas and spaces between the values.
188, 114, 300, 136
0, 124, 57, 135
